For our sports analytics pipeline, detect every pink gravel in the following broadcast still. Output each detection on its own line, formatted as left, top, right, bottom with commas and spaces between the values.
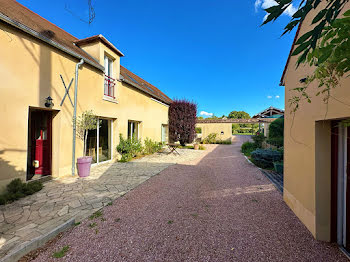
31, 137, 348, 261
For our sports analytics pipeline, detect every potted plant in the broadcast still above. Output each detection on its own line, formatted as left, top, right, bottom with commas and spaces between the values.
194, 143, 199, 150
76, 110, 98, 177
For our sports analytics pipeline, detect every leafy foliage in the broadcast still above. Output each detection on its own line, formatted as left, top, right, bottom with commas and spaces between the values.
52, 246, 70, 258
0, 179, 43, 205
76, 110, 99, 156
116, 135, 163, 162
241, 141, 258, 156
203, 133, 217, 144
144, 138, 163, 155
169, 99, 197, 146
274, 162, 284, 174
252, 132, 265, 148
269, 118, 284, 139
116, 134, 143, 162
263, 0, 350, 110
195, 127, 202, 134
251, 149, 283, 169
228, 111, 250, 119
267, 118, 284, 147
203, 133, 232, 144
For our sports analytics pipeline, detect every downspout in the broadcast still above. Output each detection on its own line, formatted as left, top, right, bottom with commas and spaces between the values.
72, 59, 85, 176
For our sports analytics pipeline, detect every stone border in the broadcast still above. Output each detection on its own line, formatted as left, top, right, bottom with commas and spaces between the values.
0, 218, 75, 262
243, 154, 283, 194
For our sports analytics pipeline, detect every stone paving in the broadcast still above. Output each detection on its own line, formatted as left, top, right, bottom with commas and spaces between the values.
0, 148, 206, 259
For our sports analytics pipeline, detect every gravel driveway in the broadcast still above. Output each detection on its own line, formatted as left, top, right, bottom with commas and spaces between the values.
27, 137, 348, 261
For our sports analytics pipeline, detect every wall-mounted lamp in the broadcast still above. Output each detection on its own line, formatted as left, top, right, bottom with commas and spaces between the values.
45, 96, 54, 108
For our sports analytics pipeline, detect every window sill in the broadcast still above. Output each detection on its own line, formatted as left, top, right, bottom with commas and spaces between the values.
103, 95, 118, 104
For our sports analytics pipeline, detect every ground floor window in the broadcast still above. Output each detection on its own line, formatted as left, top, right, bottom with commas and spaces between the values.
161, 124, 168, 143
86, 118, 112, 164
128, 121, 140, 140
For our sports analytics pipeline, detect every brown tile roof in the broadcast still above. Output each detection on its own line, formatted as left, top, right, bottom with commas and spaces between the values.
120, 66, 172, 105
0, 0, 102, 70
0, 0, 172, 104
75, 35, 124, 57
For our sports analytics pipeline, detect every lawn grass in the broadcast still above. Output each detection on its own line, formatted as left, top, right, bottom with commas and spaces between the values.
52, 245, 69, 258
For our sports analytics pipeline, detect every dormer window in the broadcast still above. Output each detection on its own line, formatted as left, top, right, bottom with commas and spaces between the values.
104, 56, 115, 98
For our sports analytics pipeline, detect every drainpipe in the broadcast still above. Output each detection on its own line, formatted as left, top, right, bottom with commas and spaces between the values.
72, 59, 85, 176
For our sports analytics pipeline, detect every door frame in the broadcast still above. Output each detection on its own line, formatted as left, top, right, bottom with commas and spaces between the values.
331, 121, 350, 252
27, 108, 53, 180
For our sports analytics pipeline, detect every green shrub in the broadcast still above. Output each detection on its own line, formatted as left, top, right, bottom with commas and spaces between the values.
199, 145, 205, 150
144, 138, 163, 155
0, 179, 43, 205
241, 141, 257, 156
269, 118, 284, 140
203, 133, 231, 144
273, 162, 284, 174
251, 149, 283, 169
203, 133, 217, 144
195, 127, 202, 134
266, 137, 284, 147
117, 135, 164, 162
252, 132, 265, 148
215, 139, 232, 144
116, 134, 143, 162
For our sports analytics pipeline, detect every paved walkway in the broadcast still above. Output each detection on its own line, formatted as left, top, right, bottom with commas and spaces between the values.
24, 137, 348, 261
0, 148, 205, 259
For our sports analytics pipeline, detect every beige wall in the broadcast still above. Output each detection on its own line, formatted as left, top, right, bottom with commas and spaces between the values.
196, 123, 232, 141
0, 23, 168, 191
283, 2, 350, 241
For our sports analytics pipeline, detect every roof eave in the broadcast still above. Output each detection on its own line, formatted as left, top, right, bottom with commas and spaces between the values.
0, 12, 104, 72
75, 34, 125, 57
280, 24, 302, 87
121, 78, 172, 105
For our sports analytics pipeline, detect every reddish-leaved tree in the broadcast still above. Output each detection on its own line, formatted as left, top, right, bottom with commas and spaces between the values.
168, 99, 197, 146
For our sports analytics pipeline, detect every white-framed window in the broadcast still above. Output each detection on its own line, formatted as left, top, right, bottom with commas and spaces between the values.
128, 121, 140, 140
104, 56, 115, 98
86, 118, 113, 164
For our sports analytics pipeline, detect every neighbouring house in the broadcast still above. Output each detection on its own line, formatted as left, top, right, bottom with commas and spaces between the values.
281, 2, 350, 251
252, 106, 284, 137
196, 118, 275, 141
0, 0, 171, 191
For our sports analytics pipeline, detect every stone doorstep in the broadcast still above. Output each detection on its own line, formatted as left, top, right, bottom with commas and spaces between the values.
0, 218, 75, 262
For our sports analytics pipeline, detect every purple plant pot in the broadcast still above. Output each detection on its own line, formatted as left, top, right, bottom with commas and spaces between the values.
77, 156, 92, 177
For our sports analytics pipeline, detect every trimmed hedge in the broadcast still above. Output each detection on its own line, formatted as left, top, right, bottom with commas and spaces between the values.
0, 179, 43, 205
251, 149, 283, 169
268, 118, 284, 147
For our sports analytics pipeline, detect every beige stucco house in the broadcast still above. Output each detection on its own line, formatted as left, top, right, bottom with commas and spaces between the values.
0, 0, 171, 191
196, 118, 275, 142
281, 2, 350, 252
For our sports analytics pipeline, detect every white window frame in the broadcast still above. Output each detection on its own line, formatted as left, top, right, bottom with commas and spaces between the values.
104, 55, 116, 99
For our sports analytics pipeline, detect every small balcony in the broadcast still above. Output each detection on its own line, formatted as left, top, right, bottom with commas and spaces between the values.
104, 74, 116, 99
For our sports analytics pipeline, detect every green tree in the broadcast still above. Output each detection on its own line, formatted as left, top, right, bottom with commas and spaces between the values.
228, 111, 250, 119
76, 110, 99, 156
232, 123, 239, 134
263, 0, 350, 111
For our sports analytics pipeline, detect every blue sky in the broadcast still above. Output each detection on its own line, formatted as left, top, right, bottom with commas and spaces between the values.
18, 0, 297, 117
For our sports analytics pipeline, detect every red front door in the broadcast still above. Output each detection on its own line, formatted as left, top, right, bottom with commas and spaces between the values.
30, 111, 52, 176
